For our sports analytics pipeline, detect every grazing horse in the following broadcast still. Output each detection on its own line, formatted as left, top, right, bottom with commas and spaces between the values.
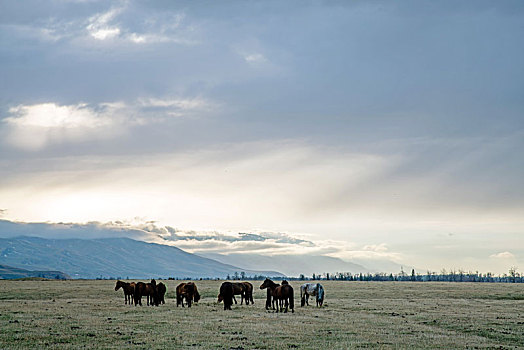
217, 282, 253, 305
115, 280, 135, 305
176, 282, 200, 307
260, 278, 294, 313
300, 283, 325, 307
156, 282, 167, 305
219, 282, 234, 310
134, 280, 159, 306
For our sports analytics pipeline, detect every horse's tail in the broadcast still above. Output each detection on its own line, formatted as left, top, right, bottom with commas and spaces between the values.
289, 287, 295, 312
300, 286, 305, 307
133, 283, 141, 306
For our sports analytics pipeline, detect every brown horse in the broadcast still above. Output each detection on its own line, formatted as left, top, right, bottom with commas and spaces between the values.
261, 279, 279, 310
241, 282, 254, 305
176, 282, 200, 307
156, 282, 167, 305
134, 279, 159, 306
260, 278, 294, 313
219, 282, 234, 310
217, 282, 249, 305
115, 280, 135, 305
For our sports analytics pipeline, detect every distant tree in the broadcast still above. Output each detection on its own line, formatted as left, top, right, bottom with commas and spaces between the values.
240, 271, 246, 280
226, 274, 230, 280
312, 273, 316, 281
299, 274, 305, 281
233, 271, 239, 280
509, 267, 518, 283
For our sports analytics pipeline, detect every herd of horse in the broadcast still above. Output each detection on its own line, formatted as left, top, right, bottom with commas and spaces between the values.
115, 278, 325, 313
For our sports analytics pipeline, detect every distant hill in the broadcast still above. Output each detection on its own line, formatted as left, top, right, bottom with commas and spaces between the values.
0, 236, 284, 279
201, 252, 372, 277
0, 264, 70, 280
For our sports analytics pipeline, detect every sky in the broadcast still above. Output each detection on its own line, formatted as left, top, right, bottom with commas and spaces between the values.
0, 0, 523, 274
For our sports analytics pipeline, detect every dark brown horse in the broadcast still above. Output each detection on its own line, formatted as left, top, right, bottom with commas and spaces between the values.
219, 282, 234, 310
241, 282, 254, 305
134, 279, 159, 306
217, 282, 249, 305
260, 278, 294, 313
156, 282, 167, 305
176, 282, 200, 307
115, 280, 135, 305
261, 279, 279, 310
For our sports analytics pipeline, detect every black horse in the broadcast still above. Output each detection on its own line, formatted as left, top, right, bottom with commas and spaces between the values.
219, 282, 234, 310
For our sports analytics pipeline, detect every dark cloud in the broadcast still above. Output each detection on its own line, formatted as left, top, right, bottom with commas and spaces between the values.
159, 228, 314, 246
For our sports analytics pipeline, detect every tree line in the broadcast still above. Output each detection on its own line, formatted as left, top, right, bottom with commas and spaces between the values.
98, 267, 522, 283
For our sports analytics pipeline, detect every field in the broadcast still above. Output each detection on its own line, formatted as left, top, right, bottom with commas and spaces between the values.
0, 280, 522, 349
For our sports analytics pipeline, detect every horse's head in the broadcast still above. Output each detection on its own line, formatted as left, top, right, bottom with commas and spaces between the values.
260, 278, 272, 289
217, 293, 223, 303
281, 280, 289, 285
115, 280, 122, 291
194, 290, 201, 303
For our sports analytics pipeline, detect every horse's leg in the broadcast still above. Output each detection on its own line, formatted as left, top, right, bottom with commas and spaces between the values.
284, 298, 288, 313
306, 293, 310, 306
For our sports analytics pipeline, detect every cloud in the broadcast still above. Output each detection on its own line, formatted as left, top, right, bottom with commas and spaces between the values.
138, 97, 212, 111
243, 53, 267, 64
86, 7, 123, 41
2, 96, 215, 150
489, 251, 515, 259
362, 243, 389, 253
3, 103, 120, 150
0, 2, 197, 48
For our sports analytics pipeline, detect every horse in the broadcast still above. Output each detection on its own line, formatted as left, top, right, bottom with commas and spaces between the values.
176, 282, 200, 307
219, 282, 234, 310
218, 282, 242, 304
217, 282, 253, 305
260, 279, 279, 310
114, 280, 135, 305
156, 282, 167, 305
241, 282, 254, 305
300, 283, 325, 307
134, 279, 159, 306
260, 278, 294, 313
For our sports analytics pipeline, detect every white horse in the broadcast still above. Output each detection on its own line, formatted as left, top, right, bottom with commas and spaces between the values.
300, 283, 324, 307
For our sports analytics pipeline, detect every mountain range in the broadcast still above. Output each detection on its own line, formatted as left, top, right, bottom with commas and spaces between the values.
0, 220, 409, 278
0, 236, 282, 279
201, 252, 372, 277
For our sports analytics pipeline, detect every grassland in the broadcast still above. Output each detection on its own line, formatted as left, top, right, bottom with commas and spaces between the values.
0, 280, 522, 349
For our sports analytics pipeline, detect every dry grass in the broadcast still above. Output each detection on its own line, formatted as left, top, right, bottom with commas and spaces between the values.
0, 280, 522, 349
